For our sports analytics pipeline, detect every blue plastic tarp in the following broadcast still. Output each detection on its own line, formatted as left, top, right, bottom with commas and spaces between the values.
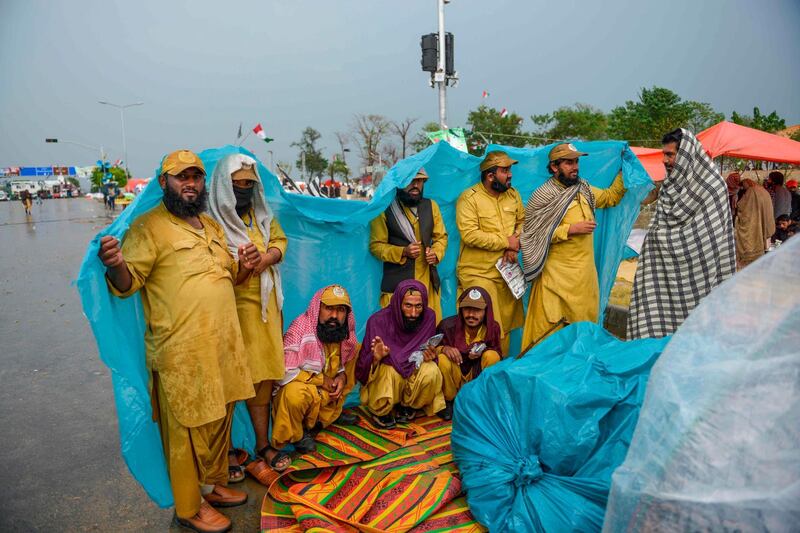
76, 140, 652, 507
451, 322, 669, 532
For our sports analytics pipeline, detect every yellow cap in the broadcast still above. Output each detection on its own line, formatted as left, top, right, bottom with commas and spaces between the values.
415, 167, 429, 180
320, 285, 351, 308
161, 150, 205, 176
548, 143, 588, 161
480, 150, 518, 172
231, 163, 258, 182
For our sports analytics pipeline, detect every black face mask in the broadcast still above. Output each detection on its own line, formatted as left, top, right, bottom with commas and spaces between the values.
233, 185, 254, 216
162, 183, 208, 218
490, 179, 510, 193
317, 315, 350, 343
397, 187, 422, 207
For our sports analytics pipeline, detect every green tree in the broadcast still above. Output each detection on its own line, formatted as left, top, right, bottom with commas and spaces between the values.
790, 129, 800, 142
731, 107, 787, 133
91, 166, 129, 190
685, 101, 725, 134
328, 158, 349, 181
607, 87, 695, 146
531, 103, 608, 142
291, 127, 328, 177
466, 105, 526, 155
409, 122, 441, 153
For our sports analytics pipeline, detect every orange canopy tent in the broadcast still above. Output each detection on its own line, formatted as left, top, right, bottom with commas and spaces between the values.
696, 121, 800, 164
630, 146, 666, 182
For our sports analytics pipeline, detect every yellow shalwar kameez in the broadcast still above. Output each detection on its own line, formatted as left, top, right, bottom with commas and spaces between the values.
235, 208, 287, 404
456, 183, 525, 353
360, 360, 446, 417
108, 203, 253, 519
370, 201, 448, 322
436, 325, 501, 401
271, 343, 357, 449
521, 175, 626, 347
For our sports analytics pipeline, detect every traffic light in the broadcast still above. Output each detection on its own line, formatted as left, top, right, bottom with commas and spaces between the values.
420, 33, 437, 72
445, 33, 454, 76
45, 138, 58, 143
420, 33, 455, 75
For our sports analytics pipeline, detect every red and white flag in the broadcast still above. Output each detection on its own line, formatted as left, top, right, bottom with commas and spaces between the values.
252, 123, 274, 143
499, 108, 508, 118
482, 90, 489, 99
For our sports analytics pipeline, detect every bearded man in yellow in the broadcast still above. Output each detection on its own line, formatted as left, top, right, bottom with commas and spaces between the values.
520, 143, 626, 346
207, 154, 289, 482
98, 150, 256, 533
270, 285, 360, 455
370, 168, 448, 321
456, 151, 525, 354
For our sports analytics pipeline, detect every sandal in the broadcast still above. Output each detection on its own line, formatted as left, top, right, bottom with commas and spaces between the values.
258, 446, 292, 473
227, 449, 248, 484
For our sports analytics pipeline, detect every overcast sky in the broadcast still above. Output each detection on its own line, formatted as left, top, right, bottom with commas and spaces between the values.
1, 0, 798, 177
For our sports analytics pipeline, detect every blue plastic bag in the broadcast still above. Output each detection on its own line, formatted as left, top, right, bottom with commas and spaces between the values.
76, 141, 651, 507
451, 322, 668, 532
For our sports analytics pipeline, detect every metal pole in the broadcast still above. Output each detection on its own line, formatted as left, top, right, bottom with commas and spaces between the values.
437, 0, 447, 129
268, 150, 274, 175
119, 107, 128, 178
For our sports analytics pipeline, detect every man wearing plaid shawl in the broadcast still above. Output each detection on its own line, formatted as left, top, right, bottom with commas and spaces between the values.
628, 129, 735, 339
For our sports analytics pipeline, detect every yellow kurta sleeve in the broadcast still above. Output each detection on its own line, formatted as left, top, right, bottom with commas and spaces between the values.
456, 194, 508, 252
267, 217, 288, 261
591, 174, 626, 209
107, 224, 157, 298
369, 212, 407, 265
430, 201, 448, 261
551, 222, 572, 244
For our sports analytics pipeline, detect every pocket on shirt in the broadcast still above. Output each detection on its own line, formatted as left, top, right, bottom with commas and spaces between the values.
171, 239, 212, 277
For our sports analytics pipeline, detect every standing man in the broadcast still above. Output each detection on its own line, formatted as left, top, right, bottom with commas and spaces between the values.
270, 285, 360, 456
98, 149, 256, 533
370, 168, 448, 321
356, 280, 445, 429
768, 171, 792, 219
629, 129, 735, 339
520, 143, 626, 345
456, 151, 525, 354
207, 154, 289, 480
734, 179, 774, 269
786, 179, 800, 221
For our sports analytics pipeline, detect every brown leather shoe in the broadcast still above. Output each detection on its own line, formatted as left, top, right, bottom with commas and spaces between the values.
204, 484, 248, 508
174, 501, 231, 533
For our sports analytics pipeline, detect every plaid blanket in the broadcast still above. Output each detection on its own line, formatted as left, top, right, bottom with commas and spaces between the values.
628, 129, 735, 339
520, 178, 595, 282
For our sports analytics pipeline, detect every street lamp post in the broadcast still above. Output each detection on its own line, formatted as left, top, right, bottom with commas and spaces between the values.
98, 101, 143, 178
45, 138, 106, 161
267, 150, 274, 176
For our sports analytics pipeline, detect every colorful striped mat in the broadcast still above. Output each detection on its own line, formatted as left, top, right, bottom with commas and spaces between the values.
261, 408, 485, 532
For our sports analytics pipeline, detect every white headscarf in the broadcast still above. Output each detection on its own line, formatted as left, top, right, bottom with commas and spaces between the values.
208, 153, 284, 321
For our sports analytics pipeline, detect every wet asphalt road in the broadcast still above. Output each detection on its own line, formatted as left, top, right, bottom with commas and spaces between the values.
0, 199, 263, 531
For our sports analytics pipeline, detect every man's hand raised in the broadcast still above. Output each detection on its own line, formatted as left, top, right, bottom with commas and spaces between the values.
371, 336, 390, 363
98, 236, 125, 268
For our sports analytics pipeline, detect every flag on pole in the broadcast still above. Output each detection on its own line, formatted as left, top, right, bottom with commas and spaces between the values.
499, 108, 508, 118
482, 90, 489, 99
253, 123, 274, 143
113, 159, 123, 167
237, 122, 242, 139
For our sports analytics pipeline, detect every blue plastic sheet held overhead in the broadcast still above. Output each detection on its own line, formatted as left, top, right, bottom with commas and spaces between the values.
451, 322, 669, 532
76, 141, 651, 507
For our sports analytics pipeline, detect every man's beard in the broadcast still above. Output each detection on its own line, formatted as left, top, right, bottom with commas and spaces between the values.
397, 188, 422, 207
556, 171, 579, 187
317, 318, 349, 343
490, 180, 510, 193
402, 315, 421, 331
163, 184, 208, 218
